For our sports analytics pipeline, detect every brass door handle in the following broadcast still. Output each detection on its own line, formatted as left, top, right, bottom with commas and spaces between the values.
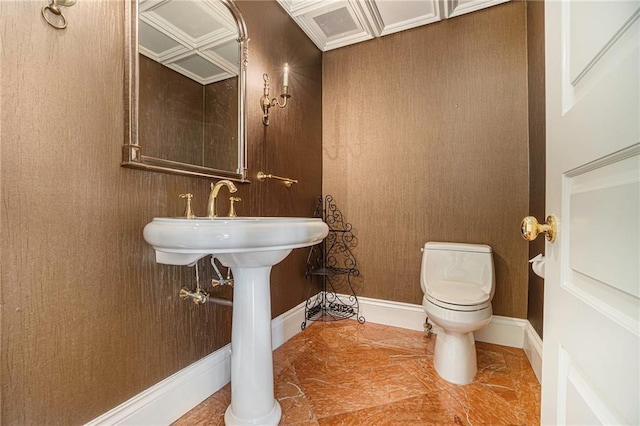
521, 215, 557, 242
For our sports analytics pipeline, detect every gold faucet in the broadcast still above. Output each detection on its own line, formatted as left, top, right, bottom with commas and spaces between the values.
179, 193, 195, 218
228, 197, 241, 218
207, 180, 238, 217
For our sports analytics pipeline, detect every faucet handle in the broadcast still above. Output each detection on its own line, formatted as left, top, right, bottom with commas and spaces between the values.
228, 197, 241, 218
179, 193, 195, 218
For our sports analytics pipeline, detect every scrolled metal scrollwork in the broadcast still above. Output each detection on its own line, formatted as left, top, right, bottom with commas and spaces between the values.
302, 195, 364, 329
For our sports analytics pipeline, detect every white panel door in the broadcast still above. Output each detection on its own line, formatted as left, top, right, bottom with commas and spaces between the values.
543, 1, 640, 425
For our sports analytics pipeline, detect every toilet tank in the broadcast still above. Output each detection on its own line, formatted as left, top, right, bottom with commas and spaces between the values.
420, 242, 495, 299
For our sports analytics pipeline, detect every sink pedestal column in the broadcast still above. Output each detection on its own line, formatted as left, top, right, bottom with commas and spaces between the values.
224, 266, 281, 426
143, 217, 328, 423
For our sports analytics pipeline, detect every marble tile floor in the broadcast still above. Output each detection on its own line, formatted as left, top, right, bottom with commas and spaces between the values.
174, 320, 541, 425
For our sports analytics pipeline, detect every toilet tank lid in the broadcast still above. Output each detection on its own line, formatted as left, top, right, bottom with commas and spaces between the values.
424, 242, 492, 253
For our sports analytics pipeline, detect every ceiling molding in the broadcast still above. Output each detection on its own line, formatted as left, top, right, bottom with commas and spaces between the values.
444, 0, 510, 19
278, 0, 511, 52
163, 50, 232, 86
363, 0, 442, 37
138, 0, 239, 85
277, 0, 376, 52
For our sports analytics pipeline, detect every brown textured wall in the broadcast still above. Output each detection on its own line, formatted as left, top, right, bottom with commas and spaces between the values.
323, 2, 530, 318
139, 54, 204, 165
236, 0, 323, 317
526, 0, 546, 338
139, 55, 239, 171
0, 0, 321, 424
204, 77, 238, 172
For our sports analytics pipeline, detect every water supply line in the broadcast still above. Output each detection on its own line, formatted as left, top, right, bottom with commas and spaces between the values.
424, 316, 433, 337
179, 288, 233, 307
179, 261, 233, 307
211, 257, 234, 288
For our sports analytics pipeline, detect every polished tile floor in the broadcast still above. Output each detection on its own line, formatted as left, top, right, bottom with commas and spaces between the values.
175, 320, 541, 425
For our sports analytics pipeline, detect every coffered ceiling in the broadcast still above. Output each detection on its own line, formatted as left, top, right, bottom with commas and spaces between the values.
138, 0, 512, 84
138, 0, 239, 85
276, 0, 511, 51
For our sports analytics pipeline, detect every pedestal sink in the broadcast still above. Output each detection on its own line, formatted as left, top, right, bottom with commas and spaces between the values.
143, 217, 328, 425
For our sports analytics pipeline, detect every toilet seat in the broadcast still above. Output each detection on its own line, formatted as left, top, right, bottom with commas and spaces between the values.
424, 293, 491, 311
425, 280, 491, 312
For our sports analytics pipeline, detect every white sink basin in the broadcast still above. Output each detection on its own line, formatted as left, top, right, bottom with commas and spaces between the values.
143, 215, 328, 425
143, 216, 328, 266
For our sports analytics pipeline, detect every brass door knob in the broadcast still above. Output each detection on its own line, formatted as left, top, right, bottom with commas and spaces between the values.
521, 215, 557, 242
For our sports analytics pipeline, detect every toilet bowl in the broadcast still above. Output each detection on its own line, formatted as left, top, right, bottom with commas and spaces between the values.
420, 242, 495, 385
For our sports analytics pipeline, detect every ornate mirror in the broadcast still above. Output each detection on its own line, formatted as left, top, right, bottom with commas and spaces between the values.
123, 0, 248, 181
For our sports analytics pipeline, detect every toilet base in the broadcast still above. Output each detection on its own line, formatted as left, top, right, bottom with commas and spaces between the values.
434, 331, 477, 385
422, 297, 492, 386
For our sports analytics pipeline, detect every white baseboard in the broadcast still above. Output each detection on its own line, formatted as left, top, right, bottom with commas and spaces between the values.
355, 293, 543, 379
85, 345, 232, 426
86, 301, 307, 425
523, 321, 543, 383
355, 295, 427, 331
272, 300, 306, 349
474, 315, 527, 348
355, 294, 528, 349
87, 296, 539, 425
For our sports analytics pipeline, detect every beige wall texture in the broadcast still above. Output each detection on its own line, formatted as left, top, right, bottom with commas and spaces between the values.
139, 55, 239, 171
526, 0, 546, 338
0, 0, 322, 423
322, 2, 530, 318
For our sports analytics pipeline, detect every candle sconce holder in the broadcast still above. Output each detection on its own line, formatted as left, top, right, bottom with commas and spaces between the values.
260, 63, 290, 126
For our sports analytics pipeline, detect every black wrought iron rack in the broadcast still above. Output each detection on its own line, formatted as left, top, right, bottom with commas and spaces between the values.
302, 195, 365, 329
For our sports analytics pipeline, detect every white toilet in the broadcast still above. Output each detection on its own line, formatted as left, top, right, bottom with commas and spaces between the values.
420, 241, 495, 385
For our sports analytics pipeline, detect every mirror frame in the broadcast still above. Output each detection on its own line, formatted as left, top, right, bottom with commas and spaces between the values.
122, 0, 249, 182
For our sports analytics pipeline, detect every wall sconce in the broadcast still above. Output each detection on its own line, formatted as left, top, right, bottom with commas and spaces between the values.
260, 63, 291, 126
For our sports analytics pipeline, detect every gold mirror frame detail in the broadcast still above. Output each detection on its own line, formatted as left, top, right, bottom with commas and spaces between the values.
122, 0, 249, 182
